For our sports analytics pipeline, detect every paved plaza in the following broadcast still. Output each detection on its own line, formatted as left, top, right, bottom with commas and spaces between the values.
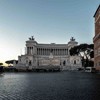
0, 72, 100, 100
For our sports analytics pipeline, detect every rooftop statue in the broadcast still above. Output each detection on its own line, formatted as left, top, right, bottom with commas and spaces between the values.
29, 36, 34, 40
70, 37, 75, 41
31, 36, 34, 40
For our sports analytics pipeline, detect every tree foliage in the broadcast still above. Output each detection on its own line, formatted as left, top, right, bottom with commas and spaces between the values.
69, 44, 94, 67
0, 63, 3, 66
5, 60, 18, 66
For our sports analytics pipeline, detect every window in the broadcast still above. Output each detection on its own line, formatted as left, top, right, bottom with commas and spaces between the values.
98, 48, 100, 55
29, 60, 32, 66
74, 60, 76, 64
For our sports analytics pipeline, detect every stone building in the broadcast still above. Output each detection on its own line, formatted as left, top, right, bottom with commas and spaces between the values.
93, 5, 100, 70
14, 36, 82, 71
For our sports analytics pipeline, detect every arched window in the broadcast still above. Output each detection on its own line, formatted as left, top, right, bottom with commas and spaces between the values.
29, 60, 32, 66
74, 60, 76, 64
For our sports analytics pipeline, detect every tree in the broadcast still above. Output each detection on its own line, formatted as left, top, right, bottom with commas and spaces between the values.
5, 60, 18, 66
5, 60, 12, 66
69, 44, 94, 68
0, 63, 3, 66
90, 51, 94, 58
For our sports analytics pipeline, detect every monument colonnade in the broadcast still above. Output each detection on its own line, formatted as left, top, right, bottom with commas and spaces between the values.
26, 47, 69, 56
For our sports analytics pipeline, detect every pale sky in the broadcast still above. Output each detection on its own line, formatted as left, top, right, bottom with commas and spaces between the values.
0, 0, 99, 65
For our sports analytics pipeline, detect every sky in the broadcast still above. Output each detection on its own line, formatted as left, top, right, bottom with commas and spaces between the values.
0, 0, 100, 65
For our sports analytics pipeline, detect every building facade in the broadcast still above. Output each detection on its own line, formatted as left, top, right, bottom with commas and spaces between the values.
14, 36, 82, 71
93, 5, 100, 70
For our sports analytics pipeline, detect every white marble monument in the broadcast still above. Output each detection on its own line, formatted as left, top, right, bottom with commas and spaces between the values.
14, 36, 82, 71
